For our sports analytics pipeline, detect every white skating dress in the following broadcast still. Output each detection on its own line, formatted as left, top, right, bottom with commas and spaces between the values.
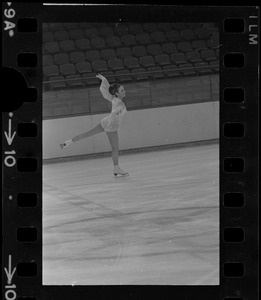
99, 79, 127, 132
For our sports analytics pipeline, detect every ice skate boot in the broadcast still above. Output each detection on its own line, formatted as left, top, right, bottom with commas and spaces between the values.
113, 165, 129, 177
60, 139, 72, 149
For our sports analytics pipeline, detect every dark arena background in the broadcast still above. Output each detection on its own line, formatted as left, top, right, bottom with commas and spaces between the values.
43, 22, 220, 285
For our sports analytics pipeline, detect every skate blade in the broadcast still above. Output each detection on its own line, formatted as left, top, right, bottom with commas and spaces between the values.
114, 173, 129, 177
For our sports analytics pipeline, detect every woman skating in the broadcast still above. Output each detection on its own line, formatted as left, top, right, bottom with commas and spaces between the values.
60, 74, 128, 176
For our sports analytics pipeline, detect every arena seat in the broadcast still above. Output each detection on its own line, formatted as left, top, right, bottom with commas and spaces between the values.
101, 49, 117, 61
92, 60, 109, 72
43, 65, 59, 78
131, 68, 149, 81
43, 22, 220, 94
124, 57, 140, 69
115, 69, 132, 82
170, 53, 187, 65
165, 30, 180, 42
192, 40, 208, 51
98, 26, 114, 37
66, 74, 84, 87
201, 49, 216, 61
92, 23, 107, 28
108, 58, 124, 71
106, 36, 122, 48
157, 23, 172, 32
43, 23, 49, 32
162, 42, 178, 54
54, 30, 69, 42
163, 64, 180, 77
147, 66, 165, 79
139, 55, 156, 68
75, 38, 91, 51
70, 51, 85, 63
143, 23, 158, 33
90, 37, 106, 49
186, 51, 202, 63
121, 34, 137, 47
75, 61, 92, 74
132, 45, 147, 58
43, 55, 54, 67
48, 23, 64, 31
84, 27, 98, 38
172, 23, 187, 30
85, 50, 101, 63
150, 31, 167, 43
63, 23, 78, 30
78, 23, 94, 30
54, 53, 70, 65
210, 60, 219, 72
180, 29, 197, 41
147, 44, 162, 56
194, 61, 212, 74
49, 76, 66, 89
187, 23, 201, 29
179, 63, 196, 76
215, 48, 219, 58
43, 32, 54, 43
136, 33, 152, 45
116, 47, 132, 59
114, 24, 129, 36
195, 26, 211, 39
69, 29, 85, 40
60, 40, 76, 52
207, 25, 219, 35
177, 41, 193, 52
101, 71, 116, 82
59, 63, 76, 76
82, 73, 99, 85
128, 23, 143, 35
207, 33, 219, 49
155, 54, 171, 66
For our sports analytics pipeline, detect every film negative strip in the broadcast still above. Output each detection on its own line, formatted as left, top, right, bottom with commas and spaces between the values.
2, 4, 259, 300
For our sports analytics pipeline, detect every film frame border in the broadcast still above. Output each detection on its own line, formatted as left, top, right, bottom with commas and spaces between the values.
2, 4, 259, 300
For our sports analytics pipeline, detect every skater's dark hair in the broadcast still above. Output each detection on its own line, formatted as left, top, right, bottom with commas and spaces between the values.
109, 83, 121, 96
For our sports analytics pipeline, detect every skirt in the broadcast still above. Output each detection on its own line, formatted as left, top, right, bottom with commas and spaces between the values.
101, 116, 120, 132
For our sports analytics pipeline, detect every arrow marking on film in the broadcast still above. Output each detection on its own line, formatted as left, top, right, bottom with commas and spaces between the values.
4, 118, 16, 146
4, 255, 16, 284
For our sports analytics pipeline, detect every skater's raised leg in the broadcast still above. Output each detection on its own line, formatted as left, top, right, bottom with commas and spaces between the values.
106, 131, 128, 176
60, 123, 104, 149
72, 123, 104, 142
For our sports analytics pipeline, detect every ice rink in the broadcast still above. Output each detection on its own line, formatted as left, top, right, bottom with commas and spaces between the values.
43, 143, 219, 285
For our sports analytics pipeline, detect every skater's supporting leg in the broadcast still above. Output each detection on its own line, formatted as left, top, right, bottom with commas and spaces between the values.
106, 131, 128, 176
106, 131, 119, 166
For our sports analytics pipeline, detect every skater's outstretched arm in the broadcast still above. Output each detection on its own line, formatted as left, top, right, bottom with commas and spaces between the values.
96, 74, 113, 102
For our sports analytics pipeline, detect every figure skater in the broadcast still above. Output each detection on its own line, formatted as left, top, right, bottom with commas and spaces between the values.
60, 73, 129, 177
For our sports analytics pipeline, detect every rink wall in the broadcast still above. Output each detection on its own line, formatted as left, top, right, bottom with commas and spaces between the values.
43, 100, 219, 160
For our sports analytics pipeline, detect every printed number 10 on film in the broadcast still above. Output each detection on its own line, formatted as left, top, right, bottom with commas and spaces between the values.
4, 113, 16, 168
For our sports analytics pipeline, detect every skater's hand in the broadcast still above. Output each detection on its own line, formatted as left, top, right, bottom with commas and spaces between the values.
96, 73, 106, 81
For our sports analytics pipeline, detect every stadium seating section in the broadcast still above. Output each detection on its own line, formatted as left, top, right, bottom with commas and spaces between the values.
43, 22, 219, 92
